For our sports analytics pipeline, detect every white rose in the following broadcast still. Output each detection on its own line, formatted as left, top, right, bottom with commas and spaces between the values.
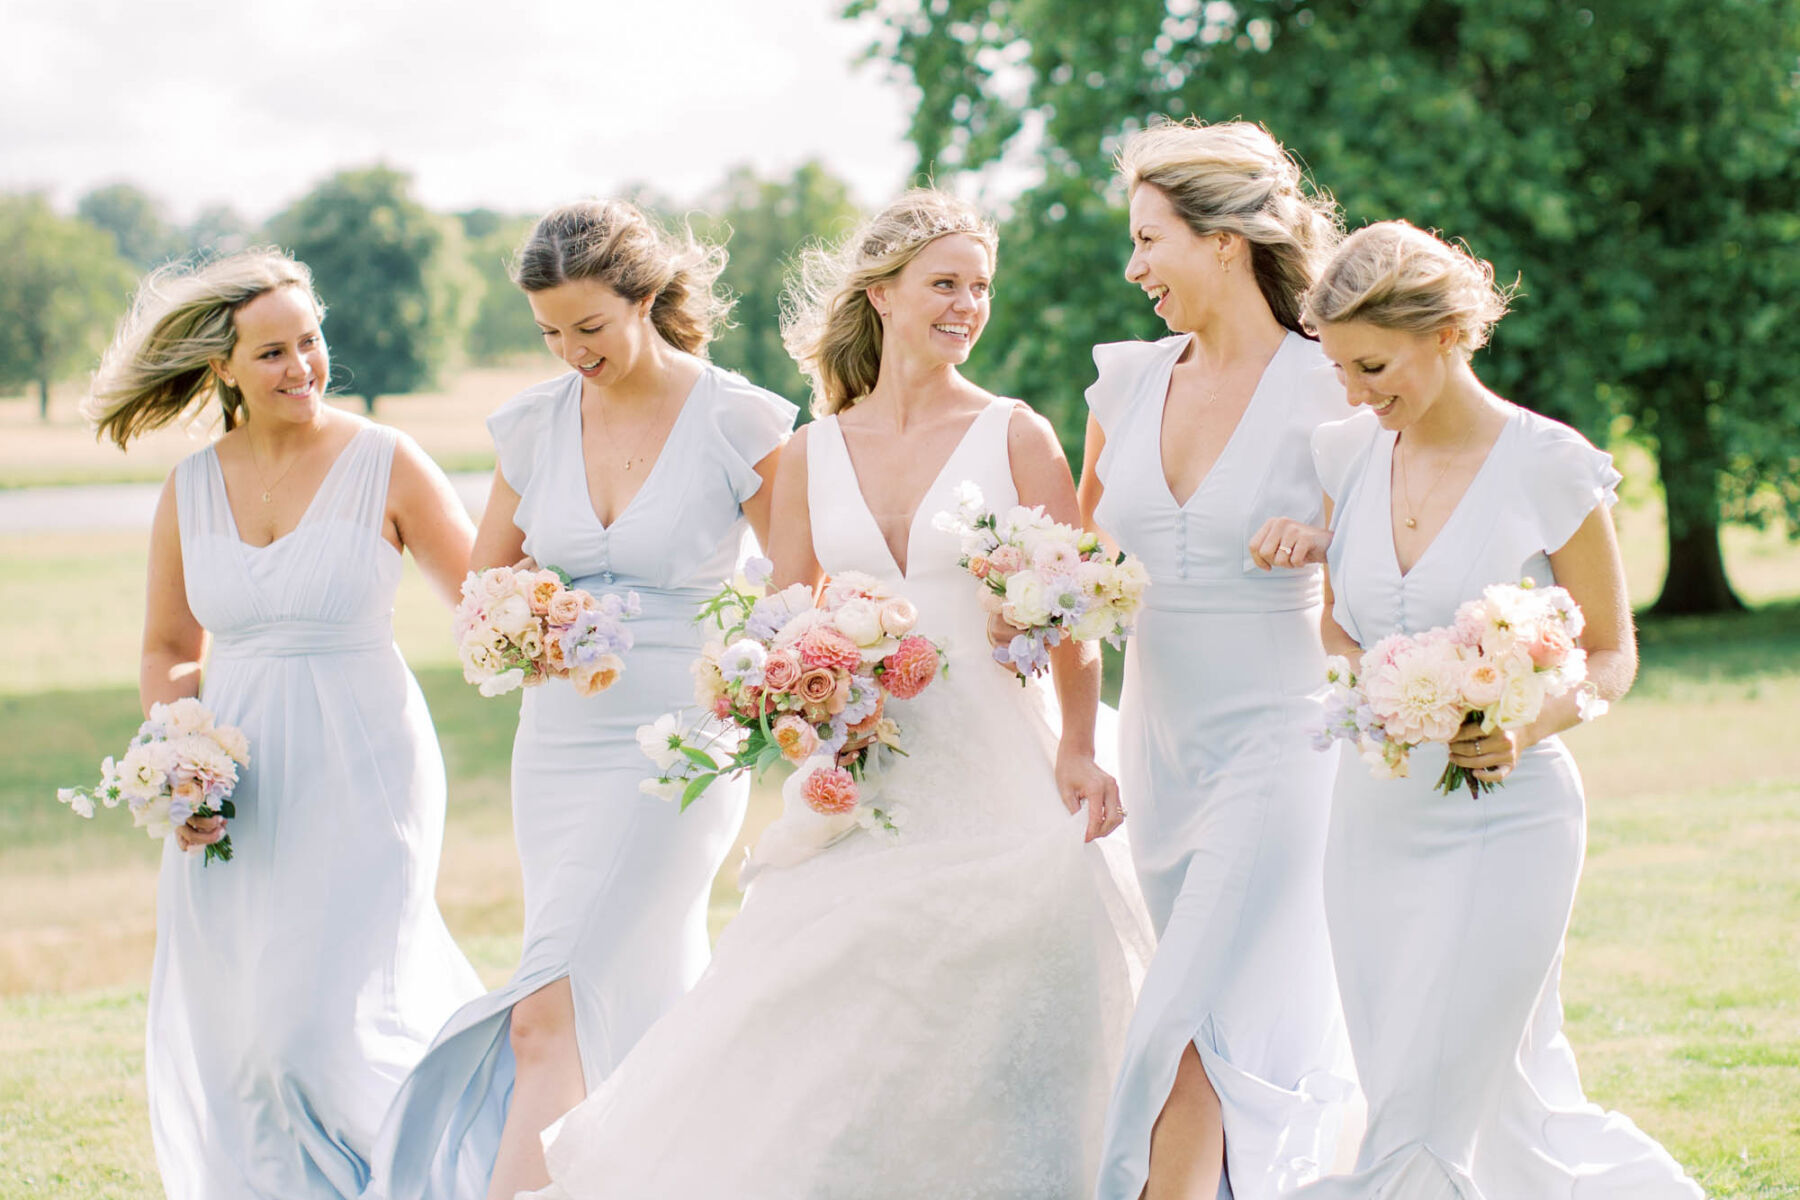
1070, 604, 1118, 643
1002, 572, 1052, 628
833, 598, 885, 647
489, 594, 535, 639
479, 566, 519, 603
1493, 667, 1546, 729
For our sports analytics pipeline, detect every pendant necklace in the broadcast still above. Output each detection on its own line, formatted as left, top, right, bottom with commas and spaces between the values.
1396, 420, 1477, 530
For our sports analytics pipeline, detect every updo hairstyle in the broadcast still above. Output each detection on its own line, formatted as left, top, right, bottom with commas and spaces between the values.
1118, 118, 1341, 334
1301, 220, 1516, 356
512, 200, 732, 356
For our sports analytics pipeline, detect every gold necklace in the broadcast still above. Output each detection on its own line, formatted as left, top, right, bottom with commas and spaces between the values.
246, 437, 304, 503
594, 395, 670, 473
1396, 421, 1478, 530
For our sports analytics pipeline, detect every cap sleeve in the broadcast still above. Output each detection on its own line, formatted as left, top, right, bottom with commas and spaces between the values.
706, 368, 800, 504
485, 376, 567, 496
1084, 337, 1182, 438
1527, 414, 1622, 554
1310, 411, 1381, 507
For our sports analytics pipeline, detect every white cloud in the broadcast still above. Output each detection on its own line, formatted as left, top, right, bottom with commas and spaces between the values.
1, 0, 916, 221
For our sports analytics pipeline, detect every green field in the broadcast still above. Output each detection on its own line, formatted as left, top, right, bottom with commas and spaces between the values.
2, 513, 1798, 1197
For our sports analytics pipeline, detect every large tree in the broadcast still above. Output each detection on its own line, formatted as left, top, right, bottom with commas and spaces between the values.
0, 193, 133, 419
696, 161, 863, 408
848, 0, 1800, 613
457, 208, 543, 365
76, 182, 183, 271
268, 166, 476, 413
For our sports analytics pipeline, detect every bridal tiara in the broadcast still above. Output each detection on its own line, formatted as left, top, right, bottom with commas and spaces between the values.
866, 213, 991, 260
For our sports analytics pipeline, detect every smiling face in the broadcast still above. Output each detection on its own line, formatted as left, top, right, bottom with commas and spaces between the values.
216, 285, 328, 425
1316, 319, 1461, 429
527, 280, 656, 386
1125, 184, 1232, 334
867, 232, 993, 369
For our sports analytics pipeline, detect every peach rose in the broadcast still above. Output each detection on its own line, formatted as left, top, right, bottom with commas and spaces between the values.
762, 649, 803, 692
544, 632, 569, 672
1525, 623, 1574, 670
967, 554, 992, 580
571, 654, 623, 696
797, 668, 839, 706
546, 591, 585, 625
772, 715, 820, 764
527, 574, 561, 616
799, 765, 860, 815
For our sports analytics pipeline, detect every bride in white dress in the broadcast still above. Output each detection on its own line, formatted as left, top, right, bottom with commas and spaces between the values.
526, 191, 1151, 1199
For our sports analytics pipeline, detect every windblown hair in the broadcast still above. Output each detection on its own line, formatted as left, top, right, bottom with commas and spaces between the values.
86, 249, 323, 450
1119, 118, 1341, 335
781, 188, 997, 416
511, 200, 731, 356
1301, 220, 1517, 357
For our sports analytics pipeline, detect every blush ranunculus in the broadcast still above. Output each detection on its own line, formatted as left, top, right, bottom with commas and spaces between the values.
1525, 623, 1574, 670
880, 635, 939, 699
877, 597, 917, 637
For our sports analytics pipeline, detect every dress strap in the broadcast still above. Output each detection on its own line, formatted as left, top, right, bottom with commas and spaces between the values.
309, 425, 399, 534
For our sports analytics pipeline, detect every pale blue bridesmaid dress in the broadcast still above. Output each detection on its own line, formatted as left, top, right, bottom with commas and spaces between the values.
1087, 332, 1358, 1200
1295, 406, 1703, 1199
152, 424, 483, 1198
365, 365, 795, 1199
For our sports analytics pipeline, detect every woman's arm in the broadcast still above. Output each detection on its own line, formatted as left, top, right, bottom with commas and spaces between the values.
1075, 413, 1113, 547
387, 435, 476, 607
141, 474, 207, 713
1008, 405, 1122, 842
470, 468, 529, 573
740, 443, 786, 552
1451, 504, 1634, 781
141, 475, 224, 851
766, 425, 821, 590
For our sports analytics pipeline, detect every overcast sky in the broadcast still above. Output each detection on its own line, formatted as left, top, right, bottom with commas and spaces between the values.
1, 0, 921, 221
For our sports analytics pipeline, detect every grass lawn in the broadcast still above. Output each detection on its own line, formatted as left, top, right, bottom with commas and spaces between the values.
2, 512, 1798, 1195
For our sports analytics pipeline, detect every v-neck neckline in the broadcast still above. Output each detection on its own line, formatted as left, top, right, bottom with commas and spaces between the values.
832, 399, 1005, 580
211, 425, 368, 553
1384, 407, 1519, 580
572, 366, 707, 532
1154, 331, 1292, 511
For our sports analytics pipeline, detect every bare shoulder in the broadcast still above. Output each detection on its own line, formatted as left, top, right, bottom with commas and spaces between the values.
1005, 401, 1066, 461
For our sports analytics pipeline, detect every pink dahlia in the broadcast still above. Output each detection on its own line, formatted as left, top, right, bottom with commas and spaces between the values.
800, 765, 859, 815
880, 635, 939, 699
795, 626, 862, 672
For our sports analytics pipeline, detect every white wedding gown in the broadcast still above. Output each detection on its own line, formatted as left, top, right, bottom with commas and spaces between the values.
526, 397, 1152, 1199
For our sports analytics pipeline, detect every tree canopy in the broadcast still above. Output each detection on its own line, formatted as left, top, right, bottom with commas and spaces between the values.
268, 166, 477, 413
848, 0, 1800, 612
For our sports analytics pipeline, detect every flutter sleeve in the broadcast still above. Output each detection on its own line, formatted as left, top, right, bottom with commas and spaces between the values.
1085, 337, 1183, 482
485, 381, 558, 496
707, 370, 800, 505
1310, 410, 1382, 510
1527, 414, 1623, 554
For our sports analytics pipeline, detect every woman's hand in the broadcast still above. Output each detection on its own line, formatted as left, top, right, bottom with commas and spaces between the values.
174, 814, 227, 853
1248, 518, 1331, 571
1447, 718, 1521, 783
985, 611, 1033, 678
1056, 749, 1125, 842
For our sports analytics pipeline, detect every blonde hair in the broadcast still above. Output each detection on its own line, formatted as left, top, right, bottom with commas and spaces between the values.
1119, 118, 1341, 334
1301, 220, 1516, 356
86, 249, 323, 450
512, 200, 731, 356
782, 188, 997, 415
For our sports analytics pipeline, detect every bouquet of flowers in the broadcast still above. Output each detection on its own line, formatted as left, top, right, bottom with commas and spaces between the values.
453, 565, 637, 698
56, 697, 250, 865
638, 559, 944, 867
1316, 578, 1608, 796
933, 481, 1149, 677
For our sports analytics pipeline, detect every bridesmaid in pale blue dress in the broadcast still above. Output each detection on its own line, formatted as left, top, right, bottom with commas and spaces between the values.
1286, 220, 1702, 1198
86, 250, 484, 1198
1077, 121, 1357, 1200
366, 201, 796, 1200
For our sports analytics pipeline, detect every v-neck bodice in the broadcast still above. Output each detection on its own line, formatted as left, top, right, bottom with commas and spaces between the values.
1315, 406, 1622, 647
489, 365, 797, 596
1087, 332, 1349, 614
176, 424, 402, 657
